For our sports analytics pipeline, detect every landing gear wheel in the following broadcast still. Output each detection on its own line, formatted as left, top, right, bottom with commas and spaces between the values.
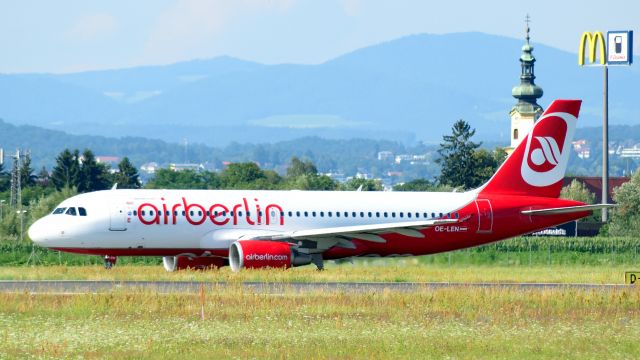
104, 255, 117, 270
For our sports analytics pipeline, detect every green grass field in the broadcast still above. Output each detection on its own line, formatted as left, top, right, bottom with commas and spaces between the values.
2, 236, 639, 358
0, 262, 634, 284
1, 286, 639, 359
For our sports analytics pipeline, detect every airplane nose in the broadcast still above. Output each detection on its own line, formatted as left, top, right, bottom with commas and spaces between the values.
28, 219, 48, 245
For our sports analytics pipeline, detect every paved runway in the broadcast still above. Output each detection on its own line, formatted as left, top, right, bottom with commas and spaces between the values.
0, 280, 635, 294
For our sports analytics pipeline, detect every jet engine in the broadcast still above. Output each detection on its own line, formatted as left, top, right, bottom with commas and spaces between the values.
163, 255, 228, 272
229, 240, 312, 271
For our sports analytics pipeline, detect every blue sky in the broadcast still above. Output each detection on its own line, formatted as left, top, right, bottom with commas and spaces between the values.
1, 0, 638, 73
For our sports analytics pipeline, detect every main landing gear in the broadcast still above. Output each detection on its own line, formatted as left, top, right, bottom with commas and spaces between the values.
311, 254, 324, 271
104, 255, 117, 270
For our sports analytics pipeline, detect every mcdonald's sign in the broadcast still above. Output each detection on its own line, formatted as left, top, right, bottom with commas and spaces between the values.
579, 30, 633, 66
579, 31, 606, 65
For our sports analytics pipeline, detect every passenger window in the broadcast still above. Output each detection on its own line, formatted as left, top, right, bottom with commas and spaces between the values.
78, 207, 87, 216
336, 212, 340, 217
407, 212, 411, 218
400, 212, 404, 218
431, 213, 435, 218
296, 211, 300, 217
304, 211, 308, 217
65, 207, 77, 216
359, 212, 364, 217
288, 211, 293, 217
312, 211, 316, 217
392, 212, 396, 218
52, 208, 66, 215
320, 211, 324, 217
439, 213, 443, 218
368, 212, 372, 217
182, 211, 186, 216
384, 212, 388, 218
133, 210, 137, 216
328, 212, 332, 217
352, 212, 356, 217
376, 212, 380, 218
455, 212, 460, 218
344, 212, 349, 218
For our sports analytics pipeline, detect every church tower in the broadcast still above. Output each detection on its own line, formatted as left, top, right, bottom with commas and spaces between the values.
506, 16, 544, 154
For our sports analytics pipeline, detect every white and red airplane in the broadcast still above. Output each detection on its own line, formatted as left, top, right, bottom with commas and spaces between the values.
28, 100, 611, 271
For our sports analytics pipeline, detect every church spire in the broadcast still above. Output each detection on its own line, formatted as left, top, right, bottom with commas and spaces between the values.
511, 14, 543, 116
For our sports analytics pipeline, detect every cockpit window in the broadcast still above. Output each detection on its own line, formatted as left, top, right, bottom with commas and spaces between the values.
52, 207, 66, 215
78, 207, 87, 216
65, 207, 77, 216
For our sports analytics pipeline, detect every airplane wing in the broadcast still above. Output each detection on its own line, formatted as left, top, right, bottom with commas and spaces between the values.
240, 218, 459, 250
521, 203, 616, 216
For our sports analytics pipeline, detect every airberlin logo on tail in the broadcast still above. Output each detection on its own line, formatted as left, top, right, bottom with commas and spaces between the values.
521, 112, 577, 187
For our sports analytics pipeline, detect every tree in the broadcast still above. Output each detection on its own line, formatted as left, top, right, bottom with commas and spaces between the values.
471, 148, 507, 186
286, 157, 318, 178
78, 149, 110, 192
560, 179, 597, 222
287, 174, 338, 190
437, 119, 481, 190
145, 169, 207, 189
607, 172, 640, 236
19, 152, 36, 187
341, 178, 383, 191
50, 149, 80, 190
113, 157, 141, 189
222, 162, 266, 188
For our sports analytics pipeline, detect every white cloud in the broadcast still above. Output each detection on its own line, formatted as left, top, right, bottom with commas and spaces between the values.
67, 13, 117, 42
140, 0, 294, 63
341, 0, 363, 16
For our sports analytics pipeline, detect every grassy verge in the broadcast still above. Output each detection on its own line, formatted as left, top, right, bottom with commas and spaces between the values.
2, 236, 640, 267
0, 262, 633, 284
1, 287, 638, 359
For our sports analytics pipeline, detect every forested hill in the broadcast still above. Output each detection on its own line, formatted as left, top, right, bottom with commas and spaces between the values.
0, 119, 424, 174
1, 33, 638, 146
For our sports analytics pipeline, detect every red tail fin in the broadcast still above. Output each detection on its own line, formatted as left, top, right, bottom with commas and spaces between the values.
479, 99, 581, 198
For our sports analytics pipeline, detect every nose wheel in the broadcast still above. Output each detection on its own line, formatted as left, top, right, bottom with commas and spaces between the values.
104, 255, 117, 269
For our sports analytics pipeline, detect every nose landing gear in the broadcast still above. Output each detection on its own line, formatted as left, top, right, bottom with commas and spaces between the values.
104, 255, 117, 269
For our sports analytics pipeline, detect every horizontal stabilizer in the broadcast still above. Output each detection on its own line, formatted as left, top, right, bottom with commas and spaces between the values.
521, 203, 617, 216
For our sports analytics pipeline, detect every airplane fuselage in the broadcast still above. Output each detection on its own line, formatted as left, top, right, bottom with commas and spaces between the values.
29, 188, 586, 259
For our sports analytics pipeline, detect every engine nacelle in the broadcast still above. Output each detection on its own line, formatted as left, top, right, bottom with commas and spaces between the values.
229, 240, 312, 272
163, 256, 228, 272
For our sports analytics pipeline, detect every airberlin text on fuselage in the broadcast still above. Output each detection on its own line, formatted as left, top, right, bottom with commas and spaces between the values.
137, 197, 284, 227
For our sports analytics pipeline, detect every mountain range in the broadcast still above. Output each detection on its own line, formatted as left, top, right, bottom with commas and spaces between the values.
0, 32, 638, 146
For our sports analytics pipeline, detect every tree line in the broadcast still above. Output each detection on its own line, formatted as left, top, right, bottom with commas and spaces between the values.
2, 118, 640, 240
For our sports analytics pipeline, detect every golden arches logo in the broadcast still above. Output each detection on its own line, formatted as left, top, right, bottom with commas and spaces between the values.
578, 31, 606, 65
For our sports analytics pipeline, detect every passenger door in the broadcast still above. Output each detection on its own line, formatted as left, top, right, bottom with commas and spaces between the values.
109, 200, 128, 231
